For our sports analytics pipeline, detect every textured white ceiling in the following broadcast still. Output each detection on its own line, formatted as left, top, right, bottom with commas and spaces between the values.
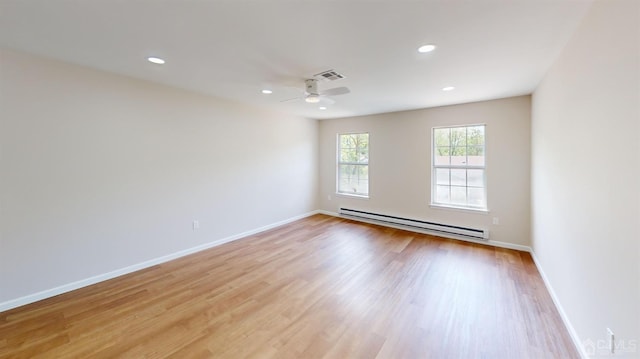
0, 0, 593, 119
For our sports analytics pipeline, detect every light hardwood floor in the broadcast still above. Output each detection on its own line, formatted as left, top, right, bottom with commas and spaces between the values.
0, 214, 578, 358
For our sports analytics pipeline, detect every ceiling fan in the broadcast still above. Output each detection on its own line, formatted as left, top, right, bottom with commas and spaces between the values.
280, 79, 350, 104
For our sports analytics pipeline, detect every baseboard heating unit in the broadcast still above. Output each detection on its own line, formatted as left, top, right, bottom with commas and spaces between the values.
339, 208, 489, 240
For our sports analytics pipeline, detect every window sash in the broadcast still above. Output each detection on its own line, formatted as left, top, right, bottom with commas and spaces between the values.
431, 125, 486, 210
338, 133, 369, 196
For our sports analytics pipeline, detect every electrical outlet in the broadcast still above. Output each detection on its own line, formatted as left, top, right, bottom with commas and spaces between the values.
328, 195, 332, 201
492, 217, 500, 225
193, 220, 199, 231
607, 328, 614, 354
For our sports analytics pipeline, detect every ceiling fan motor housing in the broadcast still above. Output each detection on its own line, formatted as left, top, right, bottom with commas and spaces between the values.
305, 79, 319, 95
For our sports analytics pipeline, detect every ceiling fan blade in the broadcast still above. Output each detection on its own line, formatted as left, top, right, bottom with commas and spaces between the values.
319, 97, 336, 105
320, 86, 350, 97
279, 96, 302, 103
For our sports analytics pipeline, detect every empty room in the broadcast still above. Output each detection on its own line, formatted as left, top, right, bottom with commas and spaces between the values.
1, 0, 638, 358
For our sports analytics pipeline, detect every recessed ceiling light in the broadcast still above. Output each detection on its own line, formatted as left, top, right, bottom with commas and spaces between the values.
442, 86, 455, 91
261, 89, 273, 94
319, 106, 327, 110
418, 44, 436, 53
147, 57, 165, 64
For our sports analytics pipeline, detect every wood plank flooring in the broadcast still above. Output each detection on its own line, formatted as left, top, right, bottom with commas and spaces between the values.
0, 214, 578, 358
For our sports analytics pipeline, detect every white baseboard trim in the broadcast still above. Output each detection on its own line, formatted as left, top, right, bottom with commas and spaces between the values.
0, 210, 320, 313
529, 250, 587, 359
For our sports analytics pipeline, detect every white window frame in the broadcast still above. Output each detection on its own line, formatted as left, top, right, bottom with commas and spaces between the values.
431, 124, 487, 212
337, 132, 369, 198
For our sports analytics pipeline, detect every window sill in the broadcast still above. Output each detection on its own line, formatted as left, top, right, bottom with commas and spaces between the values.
429, 203, 489, 214
336, 192, 369, 200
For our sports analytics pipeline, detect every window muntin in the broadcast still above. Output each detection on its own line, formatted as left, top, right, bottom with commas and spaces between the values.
337, 133, 369, 197
432, 125, 486, 210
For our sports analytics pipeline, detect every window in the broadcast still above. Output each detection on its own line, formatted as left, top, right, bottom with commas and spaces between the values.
337, 133, 369, 197
432, 125, 486, 210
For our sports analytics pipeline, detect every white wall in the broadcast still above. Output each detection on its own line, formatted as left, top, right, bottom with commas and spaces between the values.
0, 49, 318, 306
531, 0, 640, 357
319, 96, 531, 247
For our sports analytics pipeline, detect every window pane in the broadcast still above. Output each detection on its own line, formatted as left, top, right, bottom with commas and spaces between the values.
358, 180, 369, 194
357, 133, 369, 148
435, 185, 450, 203
451, 127, 467, 147
339, 165, 359, 194
435, 146, 450, 165
467, 126, 485, 145
451, 186, 466, 205
467, 169, 484, 187
434, 128, 450, 146
451, 146, 467, 165
341, 135, 355, 149
339, 164, 353, 178
339, 133, 369, 165
436, 168, 449, 185
357, 165, 368, 180
468, 187, 485, 207
339, 165, 358, 180
340, 165, 369, 180
338, 162, 368, 196
451, 169, 466, 186
467, 146, 484, 166
340, 149, 354, 162
358, 149, 369, 163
